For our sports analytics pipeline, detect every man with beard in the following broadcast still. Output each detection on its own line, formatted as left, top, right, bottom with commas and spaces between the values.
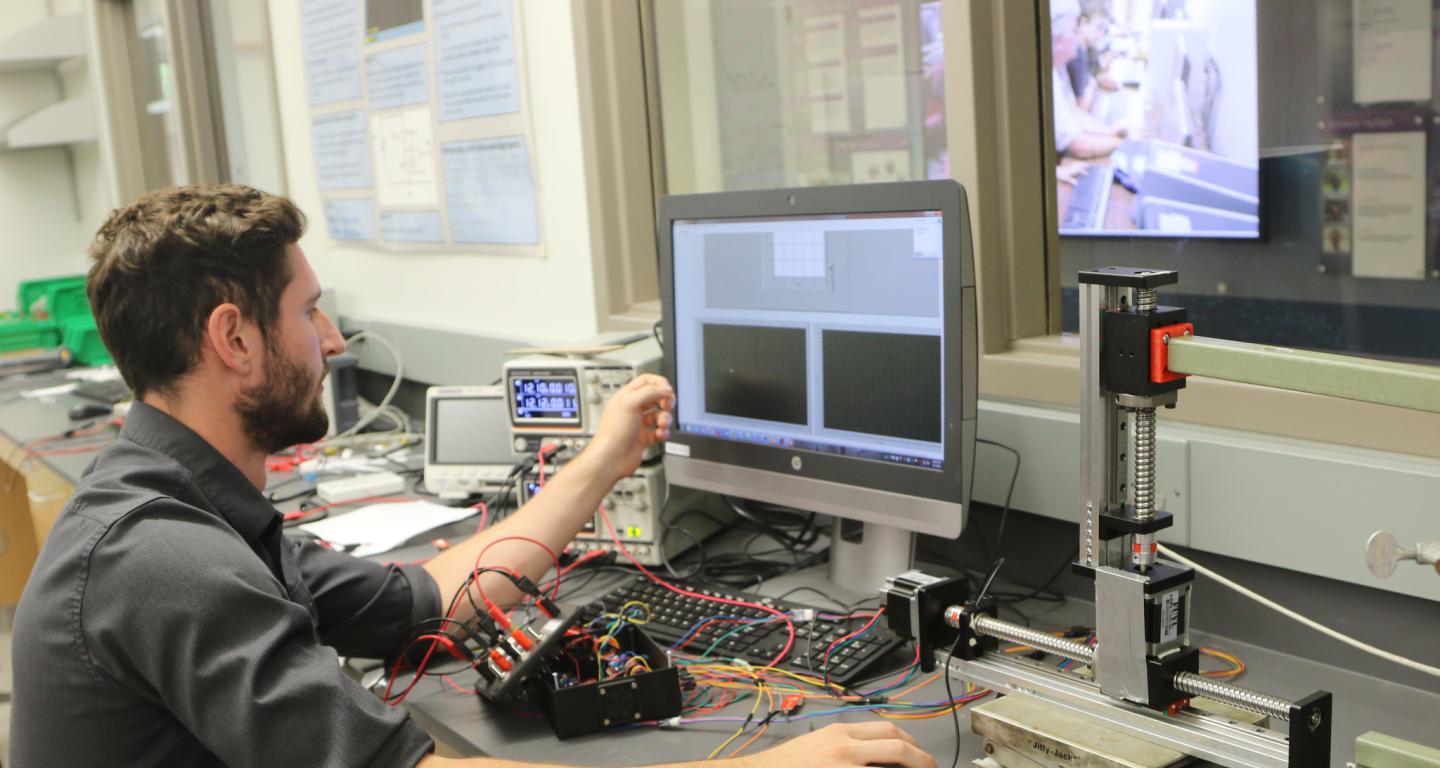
9, 185, 934, 768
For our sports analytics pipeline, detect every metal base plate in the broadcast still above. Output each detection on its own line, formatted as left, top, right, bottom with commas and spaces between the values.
971, 695, 1193, 768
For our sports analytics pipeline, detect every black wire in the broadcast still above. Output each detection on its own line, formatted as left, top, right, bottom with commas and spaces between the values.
1008, 546, 1080, 605
651, 318, 664, 352
659, 524, 706, 580
770, 586, 875, 612
975, 438, 1021, 559
944, 634, 964, 768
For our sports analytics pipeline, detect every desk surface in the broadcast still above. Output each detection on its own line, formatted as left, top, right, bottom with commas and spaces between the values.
0, 370, 112, 483
399, 566, 1440, 768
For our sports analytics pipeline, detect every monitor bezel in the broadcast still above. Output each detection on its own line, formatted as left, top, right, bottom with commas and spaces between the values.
658, 180, 976, 539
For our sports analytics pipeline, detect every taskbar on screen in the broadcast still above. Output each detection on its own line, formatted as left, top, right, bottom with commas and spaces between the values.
678, 424, 942, 470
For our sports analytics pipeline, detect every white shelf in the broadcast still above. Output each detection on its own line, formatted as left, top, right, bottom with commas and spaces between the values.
0, 14, 85, 73
1, 97, 96, 149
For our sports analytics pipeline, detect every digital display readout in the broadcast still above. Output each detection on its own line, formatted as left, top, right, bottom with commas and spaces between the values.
511, 376, 581, 422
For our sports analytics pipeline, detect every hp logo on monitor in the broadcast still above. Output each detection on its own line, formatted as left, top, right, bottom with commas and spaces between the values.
791, 456, 803, 471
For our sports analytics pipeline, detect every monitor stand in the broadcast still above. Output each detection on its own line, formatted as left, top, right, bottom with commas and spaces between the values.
828, 519, 915, 594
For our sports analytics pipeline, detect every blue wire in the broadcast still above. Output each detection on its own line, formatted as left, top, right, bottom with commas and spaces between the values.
821, 618, 877, 676
670, 614, 775, 651
861, 661, 919, 697
669, 614, 748, 649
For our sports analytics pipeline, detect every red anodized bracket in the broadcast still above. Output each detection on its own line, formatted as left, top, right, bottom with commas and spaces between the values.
1150, 322, 1195, 384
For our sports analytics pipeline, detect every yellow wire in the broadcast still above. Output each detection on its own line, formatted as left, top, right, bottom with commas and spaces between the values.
683, 663, 844, 693
708, 678, 764, 759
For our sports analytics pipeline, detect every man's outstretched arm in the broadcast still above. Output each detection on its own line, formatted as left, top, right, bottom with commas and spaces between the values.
415, 722, 937, 768
420, 374, 674, 616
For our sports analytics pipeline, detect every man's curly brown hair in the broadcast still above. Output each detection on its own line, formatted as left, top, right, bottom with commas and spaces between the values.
86, 185, 306, 398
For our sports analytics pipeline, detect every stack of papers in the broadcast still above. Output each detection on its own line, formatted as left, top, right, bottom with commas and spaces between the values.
299, 500, 475, 557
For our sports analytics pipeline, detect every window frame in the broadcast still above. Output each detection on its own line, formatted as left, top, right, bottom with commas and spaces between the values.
593, 0, 1440, 459
91, 0, 286, 198
572, 0, 664, 332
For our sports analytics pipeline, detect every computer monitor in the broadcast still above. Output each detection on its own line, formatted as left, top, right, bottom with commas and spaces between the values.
658, 180, 977, 593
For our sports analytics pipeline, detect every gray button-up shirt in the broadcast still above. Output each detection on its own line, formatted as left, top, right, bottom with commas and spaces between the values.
11, 401, 442, 767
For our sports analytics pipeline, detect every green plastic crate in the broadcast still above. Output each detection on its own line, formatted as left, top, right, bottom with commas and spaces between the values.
0, 315, 59, 352
60, 316, 111, 366
17, 275, 86, 317
45, 282, 92, 325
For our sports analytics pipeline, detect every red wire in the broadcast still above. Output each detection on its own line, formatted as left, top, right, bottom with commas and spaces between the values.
596, 504, 796, 664
471, 500, 489, 533
821, 608, 886, 688
448, 535, 563, 626
383, 620, 478, 705
540, 548, 609, 593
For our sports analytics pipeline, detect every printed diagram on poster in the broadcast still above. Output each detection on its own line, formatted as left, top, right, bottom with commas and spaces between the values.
371, 108, 438, 206
301, 0, 538, 250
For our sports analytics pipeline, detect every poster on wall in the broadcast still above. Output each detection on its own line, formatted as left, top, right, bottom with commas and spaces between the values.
1048, 0, 1261, 239
301, 0, 539, 251
435, 0, 521, 120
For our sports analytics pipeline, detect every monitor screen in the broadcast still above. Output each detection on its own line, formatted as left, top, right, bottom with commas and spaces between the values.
431, 396, 513, 465
1050, 0, 1259, 238
510, 375, 582, 425
659, 181, 976, 540
671, 212, 946, 472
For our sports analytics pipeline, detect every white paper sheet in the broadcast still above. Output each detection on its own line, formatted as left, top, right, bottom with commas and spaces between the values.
365, 43, 430, 111
803, 14, 845, 64
379, 210, 444, 243
861, 54, 905, 130
1351, 131, 1427, 279
370, 107, 438, 206
807, 65, 851, 134
299, 500, 475, 557
302, 0, 363, 106
1353, 0, 1433, 104
442, 136, 540, 244
857, 5, 901, 50
435, 0, 521, 121
323, 198, 376, 241
312, 110, 374, 190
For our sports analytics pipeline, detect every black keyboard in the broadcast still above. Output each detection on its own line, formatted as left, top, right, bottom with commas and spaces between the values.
597, 576, 904, 687
1061, 163, 1115, 231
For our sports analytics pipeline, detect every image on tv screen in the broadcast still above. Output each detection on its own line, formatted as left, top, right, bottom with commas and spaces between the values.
1049, 0, 1259, 238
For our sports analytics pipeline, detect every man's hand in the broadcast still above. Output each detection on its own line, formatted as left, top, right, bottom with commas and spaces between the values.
736, 722, 936, 768
1057, 158, 1090, 186
416, 722, 936, 768
584, 373, 674, 482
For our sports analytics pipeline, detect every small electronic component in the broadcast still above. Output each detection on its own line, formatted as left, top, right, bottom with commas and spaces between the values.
314, 470, 406, 503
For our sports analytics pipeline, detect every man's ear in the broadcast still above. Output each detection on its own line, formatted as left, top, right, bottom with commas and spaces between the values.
204, 303, 261, 375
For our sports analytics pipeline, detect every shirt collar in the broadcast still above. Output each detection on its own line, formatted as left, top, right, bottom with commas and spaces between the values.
120, 401, 280, 543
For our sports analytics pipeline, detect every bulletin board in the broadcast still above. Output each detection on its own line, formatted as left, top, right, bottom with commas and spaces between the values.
300, 0, 543, 253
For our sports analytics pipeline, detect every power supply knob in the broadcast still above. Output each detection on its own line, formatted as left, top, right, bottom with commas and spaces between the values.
634, 498, 648, 511
513, 437, 527, 451
589, 392, 603, 404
